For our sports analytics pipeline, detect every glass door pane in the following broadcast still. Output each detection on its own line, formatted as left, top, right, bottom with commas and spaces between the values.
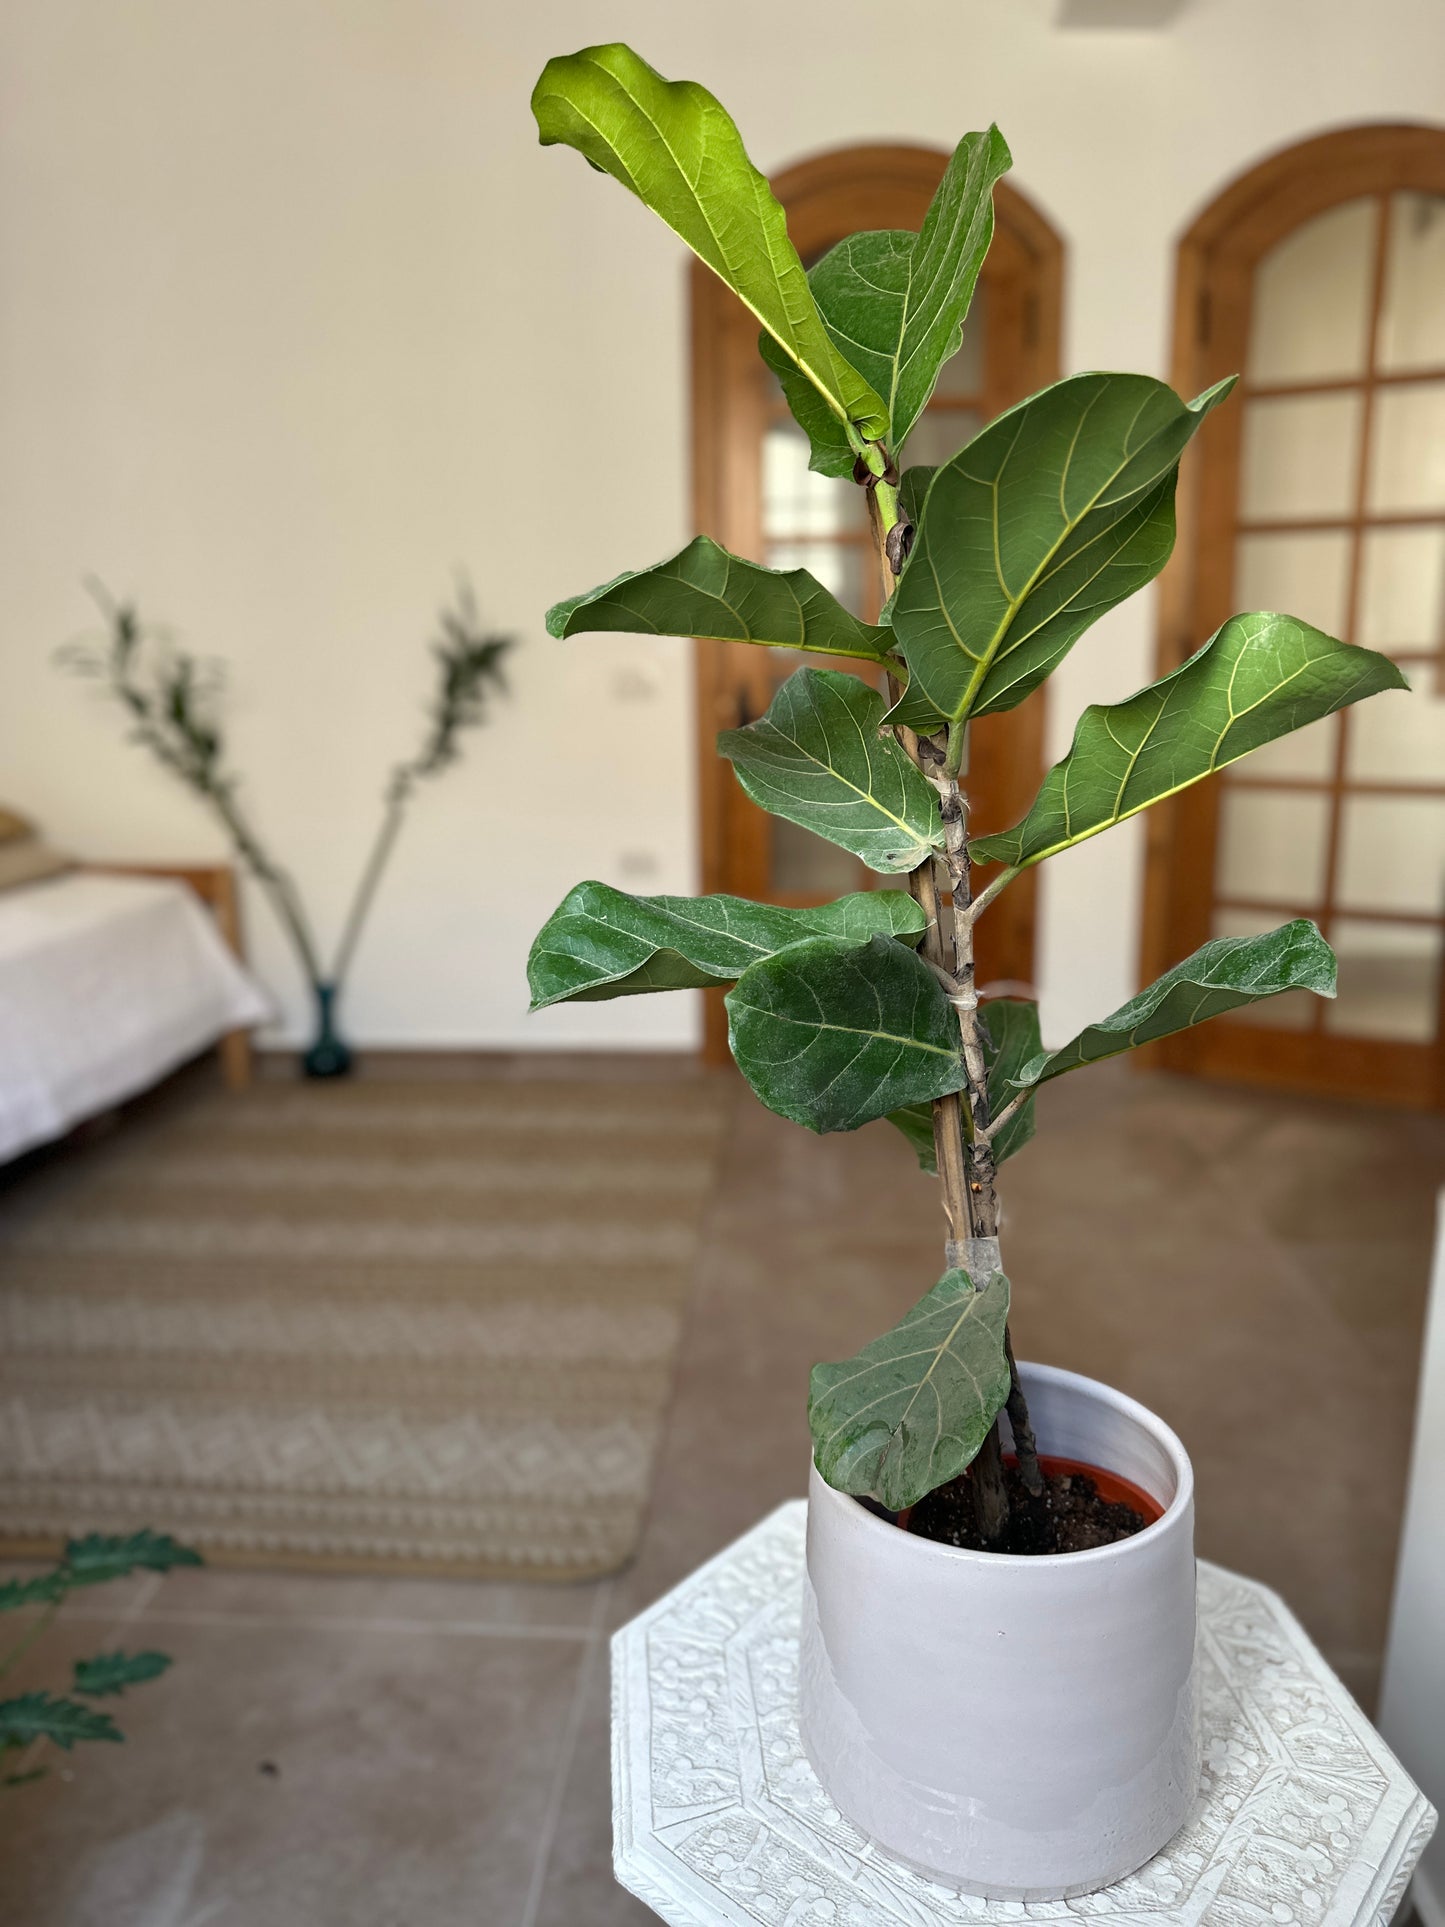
1379, 193, 1445, 372
1215, 788, 1332, 904
1368, 381, 1445, 514
1231, 714, 1337, 782
1336, 796, 1445, 917
1247, 197, 1376, 384
1358, 526, 1445, 653
1235, 530, 1351, 634
1347, 681, 1445, 783
761, 414, 872, 616
1239, 392, 1362, 519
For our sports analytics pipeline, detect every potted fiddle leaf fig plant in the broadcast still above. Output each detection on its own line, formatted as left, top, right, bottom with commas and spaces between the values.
525, 43, 1408, 1902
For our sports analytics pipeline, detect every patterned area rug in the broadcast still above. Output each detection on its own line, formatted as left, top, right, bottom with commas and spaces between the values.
0, 1077, 727, 1579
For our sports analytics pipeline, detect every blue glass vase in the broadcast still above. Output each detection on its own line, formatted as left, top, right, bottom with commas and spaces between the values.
302, 981, 353, 1079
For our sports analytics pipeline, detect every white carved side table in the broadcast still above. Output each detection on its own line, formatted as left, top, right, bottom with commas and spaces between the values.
612, 1501, 1435, 1926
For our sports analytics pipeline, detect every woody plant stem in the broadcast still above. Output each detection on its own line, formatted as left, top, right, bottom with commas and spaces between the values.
859, 445, 1042, 1538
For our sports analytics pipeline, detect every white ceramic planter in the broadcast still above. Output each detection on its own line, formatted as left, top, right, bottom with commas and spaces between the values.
798, 1363, 1198, 1901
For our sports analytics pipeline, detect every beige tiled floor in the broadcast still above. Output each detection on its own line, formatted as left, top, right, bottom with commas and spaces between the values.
1, 1060, 1441, 1924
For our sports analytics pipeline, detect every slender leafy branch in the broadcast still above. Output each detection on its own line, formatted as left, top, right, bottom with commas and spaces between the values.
61, 583, 325, 980
331, 583, 511, 984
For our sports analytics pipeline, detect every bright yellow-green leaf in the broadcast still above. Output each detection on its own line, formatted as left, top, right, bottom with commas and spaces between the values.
760, 128, 1011, 475
532, 44, 887, 443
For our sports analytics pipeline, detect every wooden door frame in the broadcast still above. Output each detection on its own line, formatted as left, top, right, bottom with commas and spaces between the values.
1140, 122, 1445, 1108
690, 143, 1065, 1057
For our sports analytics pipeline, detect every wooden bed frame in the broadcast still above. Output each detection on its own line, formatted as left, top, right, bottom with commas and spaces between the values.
83, 862, 254, 1090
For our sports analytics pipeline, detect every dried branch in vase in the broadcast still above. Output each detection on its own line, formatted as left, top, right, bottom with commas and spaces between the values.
59, 581, 513, 1075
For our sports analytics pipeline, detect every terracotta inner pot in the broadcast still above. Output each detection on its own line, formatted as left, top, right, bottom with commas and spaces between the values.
894, 1452, 1165, 1536
1022, 1453, 1166, 1525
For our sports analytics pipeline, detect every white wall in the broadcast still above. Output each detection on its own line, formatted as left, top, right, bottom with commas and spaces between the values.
1380, 1194, 1445, 1926
2, 0, 1442, 1048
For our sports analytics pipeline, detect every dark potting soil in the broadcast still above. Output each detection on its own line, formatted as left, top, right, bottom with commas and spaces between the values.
903, 1455, 1160, 1555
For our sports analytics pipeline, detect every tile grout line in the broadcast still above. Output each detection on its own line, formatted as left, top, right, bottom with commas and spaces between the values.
58, 1570, 165, 1644
518, 1576, 613, 1927
116, 1572, 165, 1631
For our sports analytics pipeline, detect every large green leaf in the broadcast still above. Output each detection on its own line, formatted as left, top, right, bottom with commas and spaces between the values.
975, 614, 1408, 871
532, 44, 886, 444
546, 537, 894, 663
726, 934, 964, 1133
717, 667, 942, 873
1012, 921, 1336, 1089
888, 997, 1042, 1171
0, 1693, 120, 1752
809, 1267, 1012, 1510
887, 372, 1234, 723
760, 129, 1011, 476
72, 1651, 172, 1699
528, 883, 926, 1008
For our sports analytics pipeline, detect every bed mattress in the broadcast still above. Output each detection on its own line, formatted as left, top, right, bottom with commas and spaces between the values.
0, 871, 269, 1162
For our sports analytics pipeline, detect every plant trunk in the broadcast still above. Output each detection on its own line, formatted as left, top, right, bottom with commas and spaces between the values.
865, 470, 1041, 1530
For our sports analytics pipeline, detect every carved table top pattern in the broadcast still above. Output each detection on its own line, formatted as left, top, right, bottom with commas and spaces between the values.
612, 1502, 1435, 1927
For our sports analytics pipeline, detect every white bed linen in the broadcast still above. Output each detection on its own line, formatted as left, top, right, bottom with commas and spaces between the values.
0, 871, 270, 1163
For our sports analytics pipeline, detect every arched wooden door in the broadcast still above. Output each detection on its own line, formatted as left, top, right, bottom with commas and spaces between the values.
1143, 126, 1445, 1108
692, 145, 1065, 1059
